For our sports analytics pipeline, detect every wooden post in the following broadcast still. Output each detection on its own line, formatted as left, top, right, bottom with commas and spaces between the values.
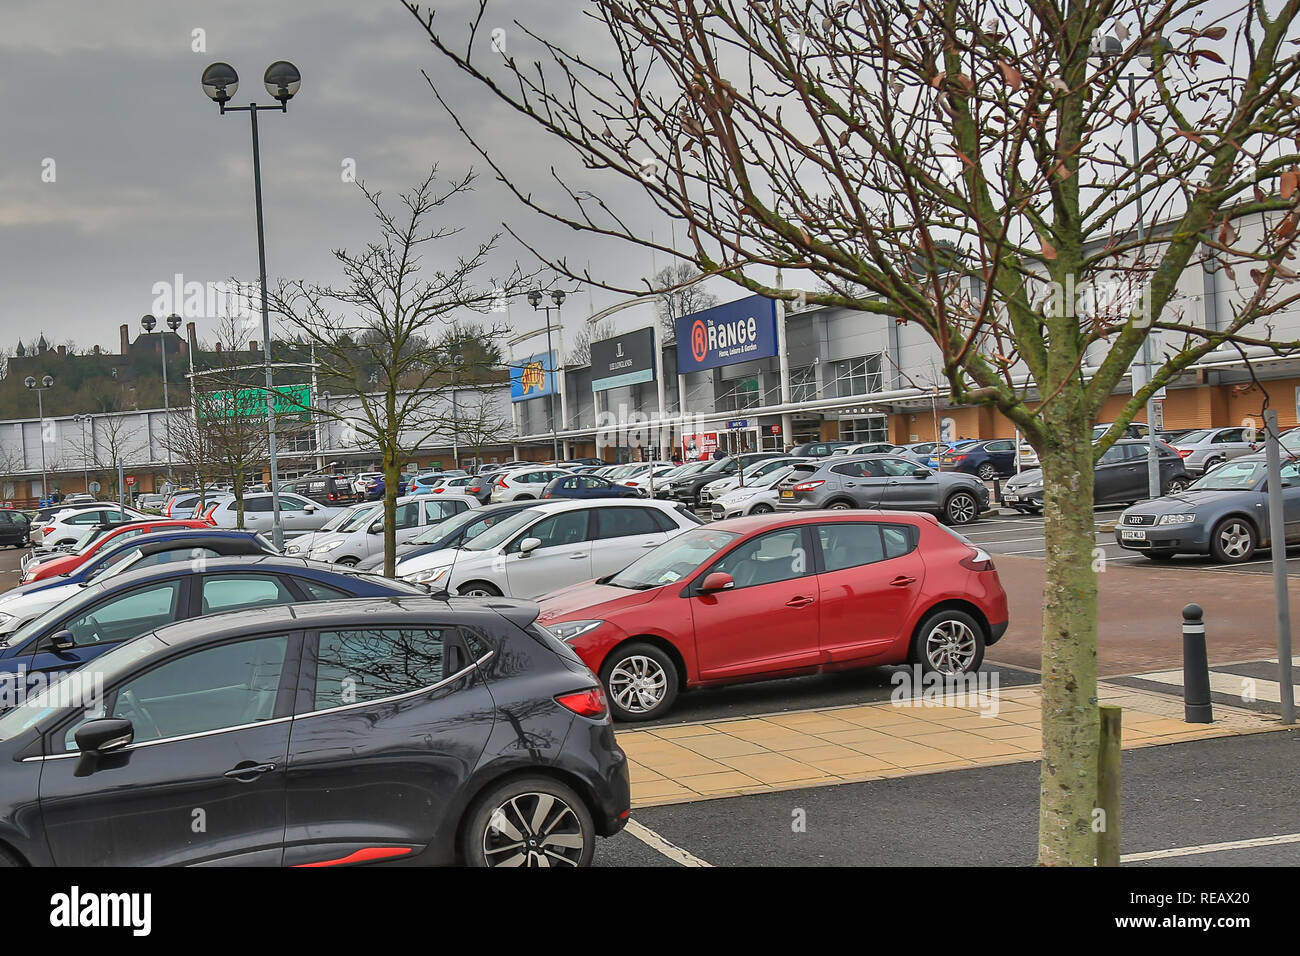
1096, 705, 1122, 866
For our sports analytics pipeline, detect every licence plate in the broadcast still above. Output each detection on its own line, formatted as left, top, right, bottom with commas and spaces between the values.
1121, 529, 1146, 541
780, 489, 794, 499
1003, 493, 1019, 502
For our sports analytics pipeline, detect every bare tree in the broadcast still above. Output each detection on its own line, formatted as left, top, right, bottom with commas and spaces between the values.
414, 0, 1300, 864
653, 264, 718, 342
567, 318, 616, 365
84, 415, 147, 502
453, 390, 515, 470
270, 167, 524, 576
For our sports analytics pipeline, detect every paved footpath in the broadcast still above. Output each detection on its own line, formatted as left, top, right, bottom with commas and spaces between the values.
617, 680, 1281, 808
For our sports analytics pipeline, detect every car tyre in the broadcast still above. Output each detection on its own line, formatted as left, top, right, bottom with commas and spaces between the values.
1164, 476, 1189, 494
943, 491, 979, 525
913, 608, 986, 675
460, 775, 595, 868
600, 641, 679, 722
827, 500, 854, 511
1203, 456, 1225, 474
335, 556, 359, 567
1209, 517, 1257, 563
458, 580, 503, 597
749, 503, 774, 514
976, 463, 998, 481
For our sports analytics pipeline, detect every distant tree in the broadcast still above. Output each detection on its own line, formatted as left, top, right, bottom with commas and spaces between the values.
653, 265, 718, 342
567, 318, 615, 366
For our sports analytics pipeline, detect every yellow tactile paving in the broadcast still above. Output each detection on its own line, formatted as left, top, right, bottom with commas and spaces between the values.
620, 681, 1284, 808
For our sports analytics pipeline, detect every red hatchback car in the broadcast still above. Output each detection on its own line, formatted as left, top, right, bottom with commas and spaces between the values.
535, 512, 1009, 721
21, 519, 211, 583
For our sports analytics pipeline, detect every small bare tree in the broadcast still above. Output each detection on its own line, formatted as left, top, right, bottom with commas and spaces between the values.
653, 264, 718, 342
271, 167, 525, 576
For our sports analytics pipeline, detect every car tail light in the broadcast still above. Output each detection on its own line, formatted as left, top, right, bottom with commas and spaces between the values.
41, 526, 54, 536
555, 686, 608, 719
1177, 449, 1192, 457
497, 476, 509, 488
433, 488, 444, 494
950, 455, 968, 462
792, 480, 824, 492
203, 505, 218, 523
960, 547, 995, 571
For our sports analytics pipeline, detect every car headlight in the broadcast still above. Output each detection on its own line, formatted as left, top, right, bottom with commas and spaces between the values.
1157, 514, 1197, 525
0, 612, 12, 631
285, 543, 303, 554
548, 619, 605, 642
403, 566, 450, 584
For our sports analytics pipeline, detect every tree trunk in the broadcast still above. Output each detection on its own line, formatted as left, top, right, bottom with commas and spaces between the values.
382, 452, 402, 578
1037, 419, 1101, 866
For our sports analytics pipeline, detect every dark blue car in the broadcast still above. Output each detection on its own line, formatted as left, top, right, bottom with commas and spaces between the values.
541, 474, 643, 500
935, 438, 1019, 479
0, 556, 424, 697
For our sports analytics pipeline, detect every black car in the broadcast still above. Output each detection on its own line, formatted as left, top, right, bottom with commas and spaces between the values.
285, 475, 355, 506
0, 596, 629, 866
662, 453, 782, 508
0, 511, 30, 548
787, 440, 855, 458
1002, 439, 1189, 513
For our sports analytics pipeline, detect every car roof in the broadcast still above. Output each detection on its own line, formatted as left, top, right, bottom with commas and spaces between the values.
145, 594, 541, 649
709, 510, 931, 534
96, 554, 351, 589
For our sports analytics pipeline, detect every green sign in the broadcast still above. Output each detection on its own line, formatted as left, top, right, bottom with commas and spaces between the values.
200, 384, 311, 421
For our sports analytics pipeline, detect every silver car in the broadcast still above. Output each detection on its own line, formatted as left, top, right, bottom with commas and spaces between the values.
207, 491, 342, 537
775, 454, 988, 524
305, 494, 478, 565
1171, 427, 1260, 475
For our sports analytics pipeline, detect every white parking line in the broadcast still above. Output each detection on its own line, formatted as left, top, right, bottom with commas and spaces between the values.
624, 819, 712, 867
1122, 832, 1300, 862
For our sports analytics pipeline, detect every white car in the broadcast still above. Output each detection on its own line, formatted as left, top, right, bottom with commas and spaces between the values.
698, 456, 809, 507
306, 494, 479, 565
395, 498, 702, 598
490, 467, 574, 502
206, 491, 342, 537
284, 501, 383, 555
618, 463, 678, 494
709, 465, 799, 519
352, 472, 383, 498
32, 505, 148, 547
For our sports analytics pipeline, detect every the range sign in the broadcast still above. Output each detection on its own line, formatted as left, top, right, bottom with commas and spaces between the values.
510, 351, 557, 403
591, 328, 655, 392
675, 295, 778, 373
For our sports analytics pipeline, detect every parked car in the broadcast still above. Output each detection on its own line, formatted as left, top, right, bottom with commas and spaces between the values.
710, 465, 800, 519
661, 453, 783, 509
775, 454, 989, 525
786, 440, 854, 458
206, 492, 342, 537
136, 493, 169, 511
284, 474, 356, 505
1170, 426, 1261, 475
356, 500, 545, 571
1002, 439, 1189, 513
1093, 422, 1149, 442
460, 470, 503, 504
306, 494, 478, 565
30, 501, 104, 524
32, 505, 148, 548
536, 511, 1009, 721
932, 438, 1020, 480
490, 467, 574, 502
0, 556, 425, 698
1114, 456, 1300, 563
407, 470, 468, 495
698, 457, 808, 508
926, 439, 980, 470
363, 475, 385, 500
617, 463, 679, 494
397, 499, 702, 597
425, 474, 479, 496
22, 518, 211, 583
830, 442, 913, 458
542, 474, 644, 500
0, 530, 278, 638
352, 472, 383, 500
283, 501, 383, 556
0, 511, 30, 549
0, 593, 629, 867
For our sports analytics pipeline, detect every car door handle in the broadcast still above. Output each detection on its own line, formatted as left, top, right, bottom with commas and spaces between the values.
890, 575, 917, 587
224, 762, 276, 781
785, 596, 815, 608
568, 553, 587, 560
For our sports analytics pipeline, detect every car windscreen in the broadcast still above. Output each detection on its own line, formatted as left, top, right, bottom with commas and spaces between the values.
339, 504, 383, 532
606, 527, 741, 590
1174, 429, 1214, 445
1189, 459, 1265, 490
461, 508, 545, 552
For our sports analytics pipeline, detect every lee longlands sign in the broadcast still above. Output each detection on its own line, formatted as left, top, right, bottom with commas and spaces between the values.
199, 384, 311, 421
591, 328, 655, 392
675, 295, 778, 374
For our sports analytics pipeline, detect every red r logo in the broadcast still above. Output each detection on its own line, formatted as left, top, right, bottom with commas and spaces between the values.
691, 320, 707, 363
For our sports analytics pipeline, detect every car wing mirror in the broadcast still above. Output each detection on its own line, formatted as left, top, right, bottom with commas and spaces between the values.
50, 629, 75, 652
913, 468, 931, 478
75, 717, 134, 755
699, 571, 735, 593
519, 536, 543, 556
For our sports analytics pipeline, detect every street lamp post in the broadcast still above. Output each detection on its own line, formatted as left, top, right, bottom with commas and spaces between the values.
528, 289, 567, 461
141, 312, 182, 482
201, 59, 301, 550
24, 375, 54, 504
73, 414, 92, 493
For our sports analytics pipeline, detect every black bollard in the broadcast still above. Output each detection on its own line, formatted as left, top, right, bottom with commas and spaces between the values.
1182, 603, 1213, 723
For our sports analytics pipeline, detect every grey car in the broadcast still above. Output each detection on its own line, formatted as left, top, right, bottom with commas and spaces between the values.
1171, 426, 1260, 475
774, 454, 989, 524
1114, 456, 1300, 563
1002, 439, 1189, 514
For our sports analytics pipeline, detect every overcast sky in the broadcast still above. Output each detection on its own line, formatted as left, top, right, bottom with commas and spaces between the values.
0, 0, 696, 359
